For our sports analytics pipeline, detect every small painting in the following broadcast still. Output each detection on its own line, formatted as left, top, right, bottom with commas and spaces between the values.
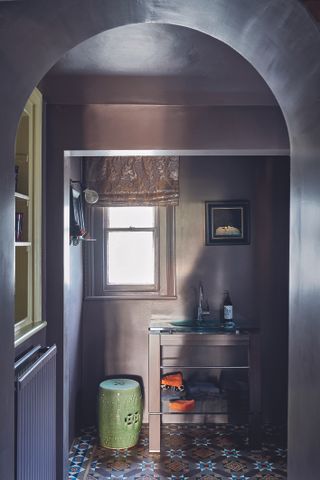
205, 200, 250, 245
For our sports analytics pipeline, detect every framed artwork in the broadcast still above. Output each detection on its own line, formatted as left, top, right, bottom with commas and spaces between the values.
205, 200, 250, 245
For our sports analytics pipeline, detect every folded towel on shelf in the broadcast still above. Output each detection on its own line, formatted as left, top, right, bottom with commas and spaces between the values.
161, 372, 184, 388
161, 371, 186, 401
169, 399, 196, 412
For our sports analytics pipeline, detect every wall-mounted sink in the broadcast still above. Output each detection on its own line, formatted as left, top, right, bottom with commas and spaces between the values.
149, 319, 239, 333
169, 319, 222, 331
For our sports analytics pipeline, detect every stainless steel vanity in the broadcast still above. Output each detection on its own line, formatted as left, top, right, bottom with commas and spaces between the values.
148, 322, 261, 452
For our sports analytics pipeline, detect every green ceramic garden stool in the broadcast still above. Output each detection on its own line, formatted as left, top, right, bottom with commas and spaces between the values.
98, 378, 142, 449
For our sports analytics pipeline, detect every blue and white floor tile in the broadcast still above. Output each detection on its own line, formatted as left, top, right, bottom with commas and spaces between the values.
69, 424, 287, 479
68, 427, 96, 479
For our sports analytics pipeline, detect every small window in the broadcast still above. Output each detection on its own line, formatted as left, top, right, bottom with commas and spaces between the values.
85, 205, 176, 299
106, 206, 157, 289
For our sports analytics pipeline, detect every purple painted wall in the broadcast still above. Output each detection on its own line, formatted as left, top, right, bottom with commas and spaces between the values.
82, 155, 289, 426
45, 104, 288, 153
44, 102, 289, 474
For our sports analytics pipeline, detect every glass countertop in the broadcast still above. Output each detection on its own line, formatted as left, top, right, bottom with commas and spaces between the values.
149, 319, 242, 334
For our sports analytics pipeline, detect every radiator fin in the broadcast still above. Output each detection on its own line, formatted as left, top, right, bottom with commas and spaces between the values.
15, 345, 56, 480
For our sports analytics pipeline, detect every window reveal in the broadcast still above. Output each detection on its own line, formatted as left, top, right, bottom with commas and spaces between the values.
85, 205, 175, 299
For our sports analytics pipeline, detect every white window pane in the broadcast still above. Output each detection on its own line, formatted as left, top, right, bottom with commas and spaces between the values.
108, 231, 155, 285
108, 206, 154, 228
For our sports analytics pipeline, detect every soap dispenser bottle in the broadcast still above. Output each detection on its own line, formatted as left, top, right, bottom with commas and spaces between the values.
223, 290, 235, 329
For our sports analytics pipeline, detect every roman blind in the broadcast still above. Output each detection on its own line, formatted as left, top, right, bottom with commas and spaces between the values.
85, 156, 179, 206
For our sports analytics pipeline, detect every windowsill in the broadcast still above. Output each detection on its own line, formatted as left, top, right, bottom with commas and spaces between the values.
14, 321, 47, 348
84, 295, 177, 301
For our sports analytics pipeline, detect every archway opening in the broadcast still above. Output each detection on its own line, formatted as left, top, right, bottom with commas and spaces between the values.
3, 3, 319, 480
37, 22, 290, 477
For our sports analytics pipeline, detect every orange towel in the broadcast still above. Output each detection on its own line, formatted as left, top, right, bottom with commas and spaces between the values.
169, 399, 196, 411
161, 372, 183, 388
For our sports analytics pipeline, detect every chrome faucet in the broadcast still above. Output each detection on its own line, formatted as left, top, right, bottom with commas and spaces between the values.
196, 283, 210, 322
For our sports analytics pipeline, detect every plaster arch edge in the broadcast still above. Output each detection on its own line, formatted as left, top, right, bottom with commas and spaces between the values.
2, 0, 318, 139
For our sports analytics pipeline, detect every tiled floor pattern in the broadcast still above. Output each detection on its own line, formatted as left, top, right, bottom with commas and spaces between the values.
69, 424, 287, 479
69, 426, 96, 479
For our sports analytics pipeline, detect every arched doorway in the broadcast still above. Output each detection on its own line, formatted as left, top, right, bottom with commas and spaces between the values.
1, 2, 319, 479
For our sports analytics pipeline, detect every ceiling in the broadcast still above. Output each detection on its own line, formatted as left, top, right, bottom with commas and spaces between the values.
41, 23, 277, 106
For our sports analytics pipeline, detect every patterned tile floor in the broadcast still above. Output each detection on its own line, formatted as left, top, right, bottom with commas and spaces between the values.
69, 424, 287, 479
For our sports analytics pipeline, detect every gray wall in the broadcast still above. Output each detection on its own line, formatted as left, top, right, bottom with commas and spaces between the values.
68, 160, 84, 444
82, 155, 289, 425
46, 154, 83, 479
14, 330, 47, 358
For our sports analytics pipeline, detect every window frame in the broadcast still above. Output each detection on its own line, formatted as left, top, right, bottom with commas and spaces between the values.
85, 205, 176, 300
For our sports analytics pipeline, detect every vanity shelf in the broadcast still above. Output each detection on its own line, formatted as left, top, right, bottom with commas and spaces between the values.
148, 325, 261, 453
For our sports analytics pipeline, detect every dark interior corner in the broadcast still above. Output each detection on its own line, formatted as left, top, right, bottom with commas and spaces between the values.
1, 1, 320, 479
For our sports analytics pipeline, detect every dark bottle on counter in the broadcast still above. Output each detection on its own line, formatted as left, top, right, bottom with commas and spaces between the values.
223, 290, 234, 328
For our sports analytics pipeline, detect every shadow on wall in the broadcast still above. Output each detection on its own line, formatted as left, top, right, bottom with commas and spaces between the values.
81, 301, 108, 427
79, 156, 289, 428
81, 301, 147, 427
177, 156, 289, 425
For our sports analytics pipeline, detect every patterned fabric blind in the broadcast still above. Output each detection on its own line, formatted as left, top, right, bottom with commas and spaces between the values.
84, 156, 179, 206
